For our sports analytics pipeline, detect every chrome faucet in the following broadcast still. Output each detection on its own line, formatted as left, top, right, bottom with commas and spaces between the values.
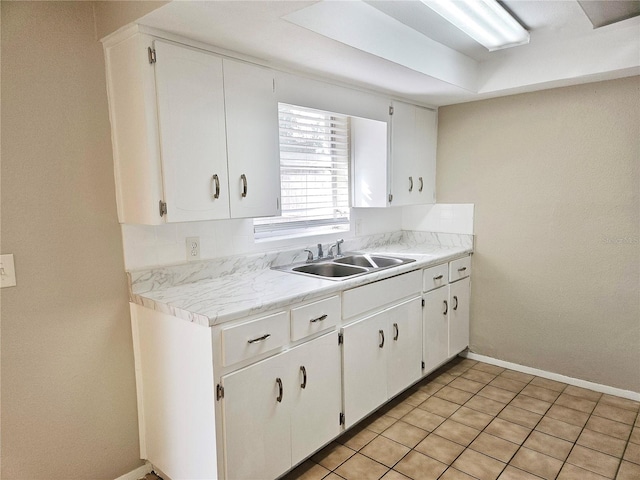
303, 249, 314, 262
328, 239, 344, 258
317, 243, 324, 259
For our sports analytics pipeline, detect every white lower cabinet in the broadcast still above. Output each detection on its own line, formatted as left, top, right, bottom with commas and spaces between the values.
449, 277, 470, 356
423, 286, 450, 373
221, 332, 341, 480
342, 297, 422, 428
422, 255, 472, 376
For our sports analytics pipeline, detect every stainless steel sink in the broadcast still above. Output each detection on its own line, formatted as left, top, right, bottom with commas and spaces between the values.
334, 254, 405, 268
292, 263, 368, 278
274, 252, 416, 281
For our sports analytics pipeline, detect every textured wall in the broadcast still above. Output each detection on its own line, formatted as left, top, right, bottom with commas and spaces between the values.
437, 77, 640, 392
1, 3, 142, 478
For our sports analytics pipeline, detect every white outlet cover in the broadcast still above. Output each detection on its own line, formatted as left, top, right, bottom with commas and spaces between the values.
186, 237, 200, 261
1, 254, 17, 288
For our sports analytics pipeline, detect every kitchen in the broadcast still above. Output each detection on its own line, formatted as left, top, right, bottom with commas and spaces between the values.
1, 2, 638, 480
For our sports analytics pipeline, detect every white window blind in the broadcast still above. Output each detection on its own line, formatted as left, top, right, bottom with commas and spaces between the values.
254, 103, 350, 238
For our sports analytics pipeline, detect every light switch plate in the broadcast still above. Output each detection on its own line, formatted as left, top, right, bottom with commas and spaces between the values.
0, 254, 17, 288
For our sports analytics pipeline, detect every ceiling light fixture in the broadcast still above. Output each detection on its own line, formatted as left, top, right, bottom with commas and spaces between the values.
421, 0, 530, 51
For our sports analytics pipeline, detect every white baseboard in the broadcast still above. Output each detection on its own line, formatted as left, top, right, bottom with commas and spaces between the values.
461, 352, 640, 402
115, 462, 153, 480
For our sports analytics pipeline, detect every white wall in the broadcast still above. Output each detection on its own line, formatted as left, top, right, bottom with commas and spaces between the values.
121, 207, 405, 270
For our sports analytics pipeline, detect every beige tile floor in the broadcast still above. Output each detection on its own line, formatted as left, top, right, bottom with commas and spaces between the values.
142, 358, 640, 480
282, 358, 640, 480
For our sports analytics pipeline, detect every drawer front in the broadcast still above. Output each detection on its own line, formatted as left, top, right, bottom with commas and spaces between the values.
423, 263, 449, 292
291, 295, 340, 341
221, 311, 289, 366
449, 256, 471, 282
342, 270, 422, 320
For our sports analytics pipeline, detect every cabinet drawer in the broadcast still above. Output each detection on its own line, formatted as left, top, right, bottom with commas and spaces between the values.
449, 256, 471, 282
221, 311, 289, 366
423, 263, 449, 292
291, 296, 340, 342
342, 270, 422, 320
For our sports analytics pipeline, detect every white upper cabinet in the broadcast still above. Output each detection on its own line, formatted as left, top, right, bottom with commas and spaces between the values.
223, 59, 281, 218
104, 32, 280, 224
351, 101, 437, 208
154, 40, 229, 222
389, 101, 437, 206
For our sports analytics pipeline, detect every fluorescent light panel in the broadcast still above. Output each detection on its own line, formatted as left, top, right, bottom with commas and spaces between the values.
422, 0, 530, 51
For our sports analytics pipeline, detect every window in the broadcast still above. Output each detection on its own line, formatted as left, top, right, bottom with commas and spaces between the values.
254, 103, 350, 239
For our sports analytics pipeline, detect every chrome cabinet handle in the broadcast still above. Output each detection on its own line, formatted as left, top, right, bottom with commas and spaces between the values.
241, 174, 248, 198
310, 314, 327, 323
247, 333, 270, 344
211, 174, 220, 199
453, 296, 459, 311
276, 378, 283, 403
408, 176, 413, 192
393, 323, 399, 341
419, 177, 424, 192
433, 274, 443, 280
300, 366, 307, 389
443, 300, 448, 315
458, 267, 467, 272
379, 329, 385, 348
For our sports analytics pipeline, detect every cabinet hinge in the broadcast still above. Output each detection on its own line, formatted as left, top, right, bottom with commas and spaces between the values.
159, 200, 167, 217
338, 332, 344, 345
389, 105, 394, 116
421, 361, 426, 370
388, 193, 393, 204
339, 412, 345, 426
422, 298, 425, 308
148, 47, 157, 64
216, 384, 224, 401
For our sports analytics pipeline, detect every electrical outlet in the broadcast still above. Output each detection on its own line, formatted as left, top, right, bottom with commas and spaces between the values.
186, 237, 200, 261
0, 254, 17, 288
355, 219, 363, 236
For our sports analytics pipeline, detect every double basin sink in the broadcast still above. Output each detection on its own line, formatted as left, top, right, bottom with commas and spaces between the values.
274, 253, 416, 281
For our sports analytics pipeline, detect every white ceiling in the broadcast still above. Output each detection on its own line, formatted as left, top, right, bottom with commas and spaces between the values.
137, 1, 640, 107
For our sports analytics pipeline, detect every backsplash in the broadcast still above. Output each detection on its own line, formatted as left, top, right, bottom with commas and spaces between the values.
121, 204, 474, 271
128, 230, 474, 295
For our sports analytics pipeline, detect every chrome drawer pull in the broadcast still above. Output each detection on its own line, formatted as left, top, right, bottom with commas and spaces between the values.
408, 176, 413, 192
393, 323, 399, 341
276, 378, 283, 403
433, 274, 444, 280
310, 314, 328, 323
241, 174, 248, 198
453, 296, 459, 311
300, 366, 307, 389
379, 329, 385, 348
458, 267, 467, 272
211, 174, 220, 199
247, 333, 271, 344
418, 177, 424, 192
443, 300, 448, 315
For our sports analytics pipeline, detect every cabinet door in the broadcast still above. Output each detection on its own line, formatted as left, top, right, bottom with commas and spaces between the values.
414, 106, 437, 204
222, 352, 291, 480
342, 312, 387, 428
449, 277, 470, 356
386, 297, 423, 398
153, 40, 230, 222
223, 59, 281, 219
423, 286, 450, 374
289, 333, 342, 465
389, 101, 416, 206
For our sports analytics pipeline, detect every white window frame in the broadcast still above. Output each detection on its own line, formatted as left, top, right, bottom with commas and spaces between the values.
254, 103, 351, 240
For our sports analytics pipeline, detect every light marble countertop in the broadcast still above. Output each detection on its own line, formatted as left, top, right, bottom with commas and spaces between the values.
129, 231, 473, 327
